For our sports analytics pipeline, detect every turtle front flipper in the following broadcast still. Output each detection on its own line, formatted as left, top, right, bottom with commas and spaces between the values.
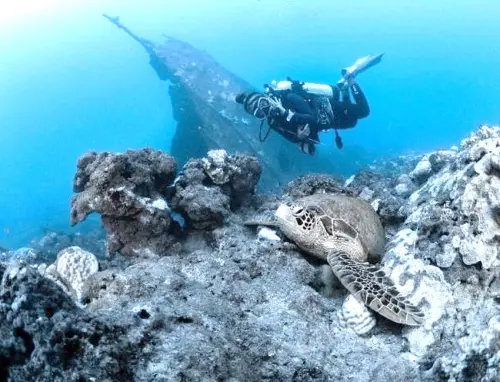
244, 210, 280, 228
327, 250, 425, 326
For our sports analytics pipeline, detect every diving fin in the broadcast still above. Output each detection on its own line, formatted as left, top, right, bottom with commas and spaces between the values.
337, 53, 384, 86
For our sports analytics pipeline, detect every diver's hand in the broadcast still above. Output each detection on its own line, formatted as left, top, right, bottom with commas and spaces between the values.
267, 96, 286, 115
297, 124, 311, 140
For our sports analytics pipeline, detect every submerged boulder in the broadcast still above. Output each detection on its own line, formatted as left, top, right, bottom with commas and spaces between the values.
170, 149, 261, 229
402, 125, 500, 270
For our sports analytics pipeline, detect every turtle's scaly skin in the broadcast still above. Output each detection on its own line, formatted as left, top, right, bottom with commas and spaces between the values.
245, 193, 424, 326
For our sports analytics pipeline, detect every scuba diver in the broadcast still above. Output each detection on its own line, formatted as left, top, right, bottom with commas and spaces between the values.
235, 53, 383, 155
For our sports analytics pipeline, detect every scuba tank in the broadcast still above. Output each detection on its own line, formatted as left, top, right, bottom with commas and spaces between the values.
265, 79, 334, 97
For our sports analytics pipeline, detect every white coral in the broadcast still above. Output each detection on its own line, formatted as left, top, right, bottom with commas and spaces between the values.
39, 246, 99, 302
55, 246, 99, 300
338, 294, 376, 335
151, 198, 169, 211
257, 227, 281, 241
383, 228, 453, 357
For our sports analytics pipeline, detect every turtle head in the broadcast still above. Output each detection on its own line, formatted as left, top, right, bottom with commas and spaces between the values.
274, 203, 320, 249
275, 202, 362, 258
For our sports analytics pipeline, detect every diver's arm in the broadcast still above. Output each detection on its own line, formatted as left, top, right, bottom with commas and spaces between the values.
269, 96, 317, 125
284, 109, 317, 125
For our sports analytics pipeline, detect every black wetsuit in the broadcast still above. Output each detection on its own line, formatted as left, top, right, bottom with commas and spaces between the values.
269, 83, 370, 145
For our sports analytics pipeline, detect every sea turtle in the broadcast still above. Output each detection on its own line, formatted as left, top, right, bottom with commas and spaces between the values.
245, 193, 424, 326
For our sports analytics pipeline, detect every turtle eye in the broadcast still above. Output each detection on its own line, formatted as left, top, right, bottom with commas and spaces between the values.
292, 206, 304, 216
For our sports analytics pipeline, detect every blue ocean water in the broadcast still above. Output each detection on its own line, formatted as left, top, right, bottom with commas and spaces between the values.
1, 0, 499, 249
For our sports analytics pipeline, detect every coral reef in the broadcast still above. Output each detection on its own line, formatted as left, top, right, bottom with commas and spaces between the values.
344, 125, 500, 380
1, 125, 500, 381
69, 148, 261, 253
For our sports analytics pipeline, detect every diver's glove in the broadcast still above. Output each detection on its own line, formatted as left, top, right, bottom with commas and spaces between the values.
267, 96, 286, 116
267, 96, 298, 123
298, 142, 316, 155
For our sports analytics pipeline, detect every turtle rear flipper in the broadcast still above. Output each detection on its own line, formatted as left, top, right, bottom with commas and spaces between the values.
244, 210, 279, 228
327, 250, 425, 326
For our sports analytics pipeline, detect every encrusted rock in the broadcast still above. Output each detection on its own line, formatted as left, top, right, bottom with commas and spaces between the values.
171, 151, 261, 229
359, 187, 375, 200
0, 247, 38, 265
420, 297, 500, 382
460, 125, 500, 150
428, 149, 457, 173
284, 173, 351, 198
0, 263, 137, 381
383, 229, 453, 357
346, 170, 409, 228
70, 149, 178, 257
394, 182, 412, 197
201, 149, 237, 185
403, 126, 500, 270
371, 126, 500, 365
410, 156, 433, 184
172, 183, 231, 230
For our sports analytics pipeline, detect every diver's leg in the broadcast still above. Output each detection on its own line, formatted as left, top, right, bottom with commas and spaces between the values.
340, 84, 352, 105
350, 82, 370, 118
